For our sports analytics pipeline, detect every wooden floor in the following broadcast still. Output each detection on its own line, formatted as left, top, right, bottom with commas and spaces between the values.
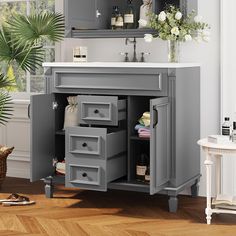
0, 178, 236, 236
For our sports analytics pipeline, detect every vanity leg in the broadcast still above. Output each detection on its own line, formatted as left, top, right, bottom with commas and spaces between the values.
168, 195, 178, 213
191, 180, 200, 198
204, 153, 213, 225
44, 176, 54, 198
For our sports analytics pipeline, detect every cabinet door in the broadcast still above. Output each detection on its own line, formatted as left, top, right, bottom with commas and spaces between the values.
65, 0, 108, 31
30, 94, 55, 182
150, 97, 170, 195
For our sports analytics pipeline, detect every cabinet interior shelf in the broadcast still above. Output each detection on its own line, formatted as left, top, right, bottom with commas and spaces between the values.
71, 28, 156, 39
108, 178, 150, 193
56, 130, 65, 135
130, 135, 150, 141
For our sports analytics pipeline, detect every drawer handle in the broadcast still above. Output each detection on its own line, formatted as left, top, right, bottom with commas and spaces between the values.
94, 109, 99, 114
82, 172, 87, 177
82, 143, 87, 147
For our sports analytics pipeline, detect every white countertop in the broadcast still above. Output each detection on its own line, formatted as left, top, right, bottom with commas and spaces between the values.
43, 62, 200, 68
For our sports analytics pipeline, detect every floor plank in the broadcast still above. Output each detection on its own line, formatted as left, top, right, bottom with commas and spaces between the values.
0, 177, 236, 236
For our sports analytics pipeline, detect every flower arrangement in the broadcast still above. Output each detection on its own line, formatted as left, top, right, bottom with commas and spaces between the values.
139, 5, 210, 62
142, 5, 210, 43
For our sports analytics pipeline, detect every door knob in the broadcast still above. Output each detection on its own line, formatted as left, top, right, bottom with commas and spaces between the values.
82, 173, 87, 177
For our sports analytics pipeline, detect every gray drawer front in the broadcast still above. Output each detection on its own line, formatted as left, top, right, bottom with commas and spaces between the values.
67, 127, 106, 159
50, 67, 168, 96
69, 134, 101, 156
78, 95, 126, 126
68, 164, 101, 186
65, 127, 127, 191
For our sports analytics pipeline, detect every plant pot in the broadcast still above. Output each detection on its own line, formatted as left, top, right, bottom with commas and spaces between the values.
0, 146, 14, 188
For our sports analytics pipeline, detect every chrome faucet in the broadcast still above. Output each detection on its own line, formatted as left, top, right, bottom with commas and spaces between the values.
125, 37, 138, 62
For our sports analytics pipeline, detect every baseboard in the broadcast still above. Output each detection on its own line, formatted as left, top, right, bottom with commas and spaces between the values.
6, 159, 30, 179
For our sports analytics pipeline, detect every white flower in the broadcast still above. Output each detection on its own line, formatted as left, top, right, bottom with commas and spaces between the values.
203, 30, 210, 36
138, 19, 148, 27
171, 27, 179, 36
185, 34, 192, 41
195, 36, 202, 43
175, 11, 182, 20
194, 15, 203, 23
202, 36, 210, 42
144, 34, 153, 43
158, 11, 166, 22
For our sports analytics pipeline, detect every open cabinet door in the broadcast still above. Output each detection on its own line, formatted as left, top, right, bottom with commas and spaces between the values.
150, 97, 170, 195
30, 94, 55, 182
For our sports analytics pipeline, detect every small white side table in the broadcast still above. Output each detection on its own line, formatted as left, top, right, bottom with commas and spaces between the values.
198, 138, 236, 224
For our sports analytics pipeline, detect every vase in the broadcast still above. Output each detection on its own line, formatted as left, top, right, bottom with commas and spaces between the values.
167, 40, 179, 63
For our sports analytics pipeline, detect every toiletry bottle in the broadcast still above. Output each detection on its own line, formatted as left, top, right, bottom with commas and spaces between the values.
124, 0, 136, 29
136, 153, 148, 181
232, 122, 236, 143
145, 165, 150, 183
111, 6, 118, 30
115, 8, 124, 29
222, 117, 231, 136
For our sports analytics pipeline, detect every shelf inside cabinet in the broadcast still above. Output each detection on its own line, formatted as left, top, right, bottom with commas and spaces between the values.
108, 178, 150, 193
130, 135, 150, 141
56, 130, 65, 136
70, 28, 156, 39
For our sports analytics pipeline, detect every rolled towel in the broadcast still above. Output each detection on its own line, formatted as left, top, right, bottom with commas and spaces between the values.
138, 128, 150, 134
135, 124, 145, 130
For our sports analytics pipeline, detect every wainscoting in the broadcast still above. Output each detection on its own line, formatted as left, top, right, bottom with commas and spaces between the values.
0, 100, 30, 178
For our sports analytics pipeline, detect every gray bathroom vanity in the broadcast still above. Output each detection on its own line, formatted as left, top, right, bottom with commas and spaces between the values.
30, 62, 200, 212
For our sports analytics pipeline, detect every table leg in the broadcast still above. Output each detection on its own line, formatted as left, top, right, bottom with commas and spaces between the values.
215, 155, 222, 196
204, 153, 213, 225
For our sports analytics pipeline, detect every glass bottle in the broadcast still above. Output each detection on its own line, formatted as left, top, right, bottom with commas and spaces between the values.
232, 122, 236, 143
124, 0, 136, 29
136, 153, 148, 181
222, 117, 231, 136
145, 165, 150, 183
115, 8, 124, 29
111, 6, 118, 30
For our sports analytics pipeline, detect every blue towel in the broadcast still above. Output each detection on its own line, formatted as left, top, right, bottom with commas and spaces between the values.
135, 124, 149, 130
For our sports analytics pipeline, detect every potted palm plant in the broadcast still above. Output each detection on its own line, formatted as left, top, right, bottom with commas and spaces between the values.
0, 11, 64, 187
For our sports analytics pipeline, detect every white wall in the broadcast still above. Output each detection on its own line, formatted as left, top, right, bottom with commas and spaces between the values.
221, 0, 236, 195
59, 0, 220, 196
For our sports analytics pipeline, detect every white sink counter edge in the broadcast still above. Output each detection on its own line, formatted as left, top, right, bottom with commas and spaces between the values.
43, 62, 200, 68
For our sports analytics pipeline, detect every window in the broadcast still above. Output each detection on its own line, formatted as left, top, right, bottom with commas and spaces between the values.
0, 0, 55, 97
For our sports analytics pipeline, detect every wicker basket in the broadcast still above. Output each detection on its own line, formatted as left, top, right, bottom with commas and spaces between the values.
0, 146, 14, 187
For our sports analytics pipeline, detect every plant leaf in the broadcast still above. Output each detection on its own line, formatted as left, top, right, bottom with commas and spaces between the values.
8, 12, 65, 47
0, 90, 13, 125
0, 73, 15, 88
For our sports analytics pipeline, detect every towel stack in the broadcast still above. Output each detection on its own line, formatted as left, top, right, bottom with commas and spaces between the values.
135, 112, 150, 138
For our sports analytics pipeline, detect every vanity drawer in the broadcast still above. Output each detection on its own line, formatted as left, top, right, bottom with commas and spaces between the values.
65, 126, 127, 191
68, 164, 101, 186
78, 95, 126, 126
68, 134, 101, 156
66, 126, 127, 159
50, 67, 168, 96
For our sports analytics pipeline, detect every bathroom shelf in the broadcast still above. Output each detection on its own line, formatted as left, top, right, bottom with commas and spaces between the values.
70, 28, 156, 39
130, 135, 150, 141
